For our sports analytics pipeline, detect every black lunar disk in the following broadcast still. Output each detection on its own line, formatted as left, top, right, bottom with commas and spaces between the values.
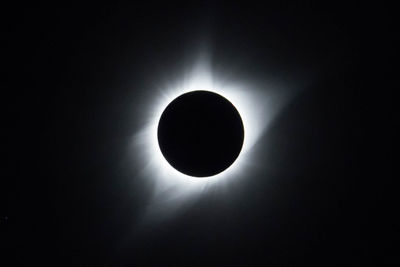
157, 91, 244, 177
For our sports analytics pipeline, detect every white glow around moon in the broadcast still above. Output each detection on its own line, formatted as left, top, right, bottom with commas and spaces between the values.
130, 58, 292, 221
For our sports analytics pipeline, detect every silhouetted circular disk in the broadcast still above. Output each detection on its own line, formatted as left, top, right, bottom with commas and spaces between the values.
157, 91, 244, 177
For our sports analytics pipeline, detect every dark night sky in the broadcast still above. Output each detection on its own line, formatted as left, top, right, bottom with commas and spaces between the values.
1, 2, 395, 266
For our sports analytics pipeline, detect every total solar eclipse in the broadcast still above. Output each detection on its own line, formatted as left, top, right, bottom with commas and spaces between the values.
157, 91, 244, 177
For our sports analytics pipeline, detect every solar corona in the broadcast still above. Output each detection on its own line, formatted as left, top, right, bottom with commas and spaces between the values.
131, 62, 274, 213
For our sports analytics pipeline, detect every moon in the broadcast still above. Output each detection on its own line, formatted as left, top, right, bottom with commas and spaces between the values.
157, 90, 245, 177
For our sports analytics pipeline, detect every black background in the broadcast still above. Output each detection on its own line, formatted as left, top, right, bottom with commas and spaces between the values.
1, 2, 394, 266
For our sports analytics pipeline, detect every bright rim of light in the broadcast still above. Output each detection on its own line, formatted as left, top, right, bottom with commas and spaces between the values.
157, 88, 246, 178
